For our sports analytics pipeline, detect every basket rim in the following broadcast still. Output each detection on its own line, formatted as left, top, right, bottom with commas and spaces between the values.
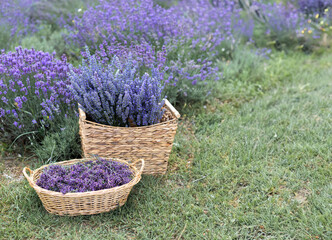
79, 99, 180, 129
24, 158, 143, 198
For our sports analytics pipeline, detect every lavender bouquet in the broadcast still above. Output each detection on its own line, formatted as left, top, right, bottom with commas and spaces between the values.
36, 158, 133, 194
68, 47, 165, 127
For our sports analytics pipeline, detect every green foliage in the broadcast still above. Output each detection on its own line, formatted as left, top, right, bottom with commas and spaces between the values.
154, 0, 178, 9
26, 0, 97, 31
209, 45, 272, 103
18, 25, 81, 60
0, 26, 17, 50
238, 0, 267, 24
0, 0, 96, 52
32, 115, 81, 163
219, 46, 268, 82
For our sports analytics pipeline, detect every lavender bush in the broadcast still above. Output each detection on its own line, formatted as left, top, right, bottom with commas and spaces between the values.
240, 1, 318, 49
68, 47, 165, 127
66, 0, 180, 54
174, 0, 240, 47
163, 0, 241, 99
67, 0, 178, 91
298, 0, 332, 15
67, 0, 247, 53
0, 47, 74, 144
255, 2, 306, 38
0, 0, 95, 50
0, 0, 39, 40
296, 0, 332, 38
36, 158, 133, 194
91, 41, 167, 71
307, 8, 332, 38
66, 0, 249, 103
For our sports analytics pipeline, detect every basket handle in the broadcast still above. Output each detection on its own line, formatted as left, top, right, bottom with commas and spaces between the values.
22, 167, 34, 185
164, 99, 180, 119
78, 104, 86, 121
130, 159, 145, 175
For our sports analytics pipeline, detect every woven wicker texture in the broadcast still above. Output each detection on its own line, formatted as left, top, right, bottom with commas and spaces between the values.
23, 158, 144, 216
79, 99, 180, 175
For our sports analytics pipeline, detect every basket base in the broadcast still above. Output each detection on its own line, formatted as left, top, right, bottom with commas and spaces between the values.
43, 201, 127, 216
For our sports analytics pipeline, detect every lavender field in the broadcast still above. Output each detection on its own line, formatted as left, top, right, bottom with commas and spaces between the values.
0, 0, 331, 239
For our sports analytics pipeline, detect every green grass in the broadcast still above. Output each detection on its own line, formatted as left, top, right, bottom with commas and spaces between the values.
1, 52, 331, 239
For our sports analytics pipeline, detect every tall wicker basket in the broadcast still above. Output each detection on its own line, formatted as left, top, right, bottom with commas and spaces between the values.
79, 99, 180, 175
23, 158, 144, 216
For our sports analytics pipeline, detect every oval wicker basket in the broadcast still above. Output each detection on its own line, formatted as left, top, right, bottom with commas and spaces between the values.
23, 158, 144, 216
79, 99, 180, 175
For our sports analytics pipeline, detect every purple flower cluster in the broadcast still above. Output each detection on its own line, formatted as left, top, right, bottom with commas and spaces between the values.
162, 0, 241, 87
0, 47, 74, 141
298, 0, 332, 15
67, 0, 180, 48
0, 0, 94, 48
66, 0, 179, 85
254, 1, 306, 36
68, 47, 165, 127
36, 158, 133, 194
65, 0, 246, 100
175, 0, 240, 46
253, 48, 272, 60
0, 0, 40, 39
90, 41, 167, 70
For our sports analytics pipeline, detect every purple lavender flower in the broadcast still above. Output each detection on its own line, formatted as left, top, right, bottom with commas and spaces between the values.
254, 1, 305, 35
66, 0, 180, 49
0, 47, 74, 143
14, 97, 23, 109
298, 0, 332, 15
36, 158, 133, 194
